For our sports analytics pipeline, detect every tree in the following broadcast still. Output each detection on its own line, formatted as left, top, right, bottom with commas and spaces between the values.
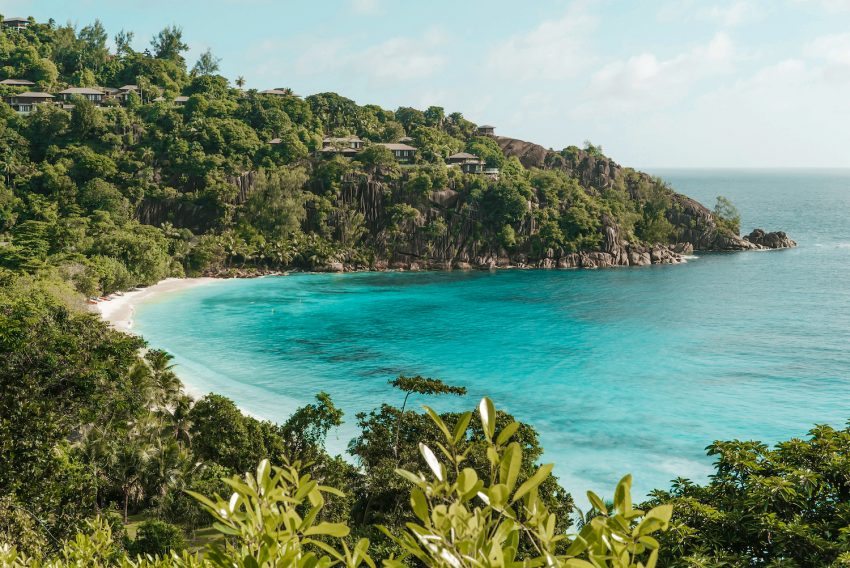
151, 26, 188, 62
279, 392, 343, 463
240, 167, 307, 243
714, 195, 741, 235
235, 75, 246, 89
188, 394, 265, 472
192, 48, 221, 76
389, 375, 466, 458
114, 29, 135, 57
129, 519, 185, 556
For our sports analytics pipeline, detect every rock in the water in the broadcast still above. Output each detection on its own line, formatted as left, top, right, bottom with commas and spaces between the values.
744, 229, 797, 249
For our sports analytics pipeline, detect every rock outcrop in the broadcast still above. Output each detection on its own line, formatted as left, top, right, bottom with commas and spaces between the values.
139, 133, 795, 273
744, 229, 796, 249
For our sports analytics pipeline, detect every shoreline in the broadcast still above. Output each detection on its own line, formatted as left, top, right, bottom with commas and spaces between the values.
91, 277, 218, 332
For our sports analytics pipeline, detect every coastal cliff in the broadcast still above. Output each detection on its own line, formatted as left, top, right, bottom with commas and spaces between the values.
297, 137, 795, 272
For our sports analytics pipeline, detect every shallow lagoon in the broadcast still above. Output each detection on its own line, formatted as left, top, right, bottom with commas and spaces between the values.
135, 169, 850, 499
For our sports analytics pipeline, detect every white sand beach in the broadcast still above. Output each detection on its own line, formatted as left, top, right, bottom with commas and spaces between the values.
92, 277, 217, 332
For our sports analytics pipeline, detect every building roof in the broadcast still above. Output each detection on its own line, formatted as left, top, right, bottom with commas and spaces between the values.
13, 91, 54, 98
0, 79, 35, 86
398, 136, 413, 142
119, 84, 138, 91
323, 136, 362, 143
448, 152, 478, 160
152, 96, 165, 102
379, 143, 416, 151
478, 125, 495, 129
3, 17, 29, 23
100, 87, 121, 94
58, 87, 105, 95
174, 96, 190, 102
268, 138, 282, 144
260, 89, 289, 95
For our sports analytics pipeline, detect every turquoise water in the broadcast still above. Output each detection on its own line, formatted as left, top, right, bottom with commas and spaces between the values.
134, 169, 850, 501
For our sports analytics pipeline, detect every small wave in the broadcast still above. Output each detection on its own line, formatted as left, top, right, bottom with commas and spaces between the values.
835, 243, 850, 249
682, 255, 699, 260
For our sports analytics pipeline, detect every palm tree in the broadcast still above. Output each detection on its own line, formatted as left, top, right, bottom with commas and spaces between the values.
157, 394, 193, 447
236, 76, 246, 89
74, 423, 115, 510
109, 425, 156, 522
145, 350, 182, 406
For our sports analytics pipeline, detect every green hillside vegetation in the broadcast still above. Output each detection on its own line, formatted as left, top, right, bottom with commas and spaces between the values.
0, 16, 847, 568
0, 16, 705, 294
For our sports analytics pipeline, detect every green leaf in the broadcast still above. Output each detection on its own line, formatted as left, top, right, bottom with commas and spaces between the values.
587, 491, 608, 515
419, 443, 444, 481
512, 463, 553, 503
304, 522, 350, 537
453, 411, 472, 445
410, 487, 428, 522
499, 442, 522, 491
496, 421, 520, 446
614, 474, 633, 513
645, 504, 673, 524
479, 397, 496, 440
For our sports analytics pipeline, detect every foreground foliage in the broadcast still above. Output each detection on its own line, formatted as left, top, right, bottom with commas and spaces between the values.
0, 398, 672, 567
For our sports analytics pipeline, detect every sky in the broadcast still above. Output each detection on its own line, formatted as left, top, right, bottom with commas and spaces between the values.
5, 0, 850, 168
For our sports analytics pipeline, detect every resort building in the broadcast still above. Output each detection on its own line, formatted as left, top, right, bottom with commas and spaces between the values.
259, 88, 299, 97
0, 79, 35, 87
476, 125, 495, 136
2, 17, 29, 30
174, 96, 189, 106
447, 152, 485, 174
7, 91, 54, 114
378, 143, 417, 163
321, 136, 364, 157
57, 87, 105, 103
116, 84, 139, 102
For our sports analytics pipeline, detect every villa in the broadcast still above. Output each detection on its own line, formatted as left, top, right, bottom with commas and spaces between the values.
378, 143, 416, 163
321, 136, 364, 157
7, 91, 54, 114
174, 96, 189, 106
476, 125, 495, 136
57, 87, 105, 103
447, 152, 486, 174
2, 17, 29, 30
259, 88, 299, 98
0, 79, 35, 87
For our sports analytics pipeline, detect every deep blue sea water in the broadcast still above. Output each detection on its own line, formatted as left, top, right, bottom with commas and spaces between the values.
134, 169, 850, 502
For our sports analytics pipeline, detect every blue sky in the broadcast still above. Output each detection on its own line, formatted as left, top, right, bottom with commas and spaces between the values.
5, 0, 850, 167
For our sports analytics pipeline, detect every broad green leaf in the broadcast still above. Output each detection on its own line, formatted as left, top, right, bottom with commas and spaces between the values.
587, 490, 608, 515
410, 487, 428, 522
479, 397, 496, 440
496, 421, 520, 446
419, 443, 444, 481
512, 463, 553, 503
453, 411, 472, 445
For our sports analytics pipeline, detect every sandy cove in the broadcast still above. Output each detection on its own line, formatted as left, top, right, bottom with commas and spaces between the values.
92, 277, 218, 332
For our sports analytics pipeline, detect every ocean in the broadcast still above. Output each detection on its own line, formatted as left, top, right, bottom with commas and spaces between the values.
133, 169, 850, 502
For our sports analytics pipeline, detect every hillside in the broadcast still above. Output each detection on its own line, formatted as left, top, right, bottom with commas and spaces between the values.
0, 15, 794, 294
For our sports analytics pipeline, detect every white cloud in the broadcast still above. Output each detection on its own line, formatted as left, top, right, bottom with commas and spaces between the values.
658, 0, 765, 26
792, 0, 850, 11
702, 1, 763, 25
805, 33, 850, 65
581, 32, 737, 113
349, 0, 380, 15
486, 0, 596, 81
357, 36, 444, 81
283, 29, 447, 84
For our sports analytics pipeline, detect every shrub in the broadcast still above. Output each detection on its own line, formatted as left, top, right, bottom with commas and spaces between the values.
130, 519, 185, 557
